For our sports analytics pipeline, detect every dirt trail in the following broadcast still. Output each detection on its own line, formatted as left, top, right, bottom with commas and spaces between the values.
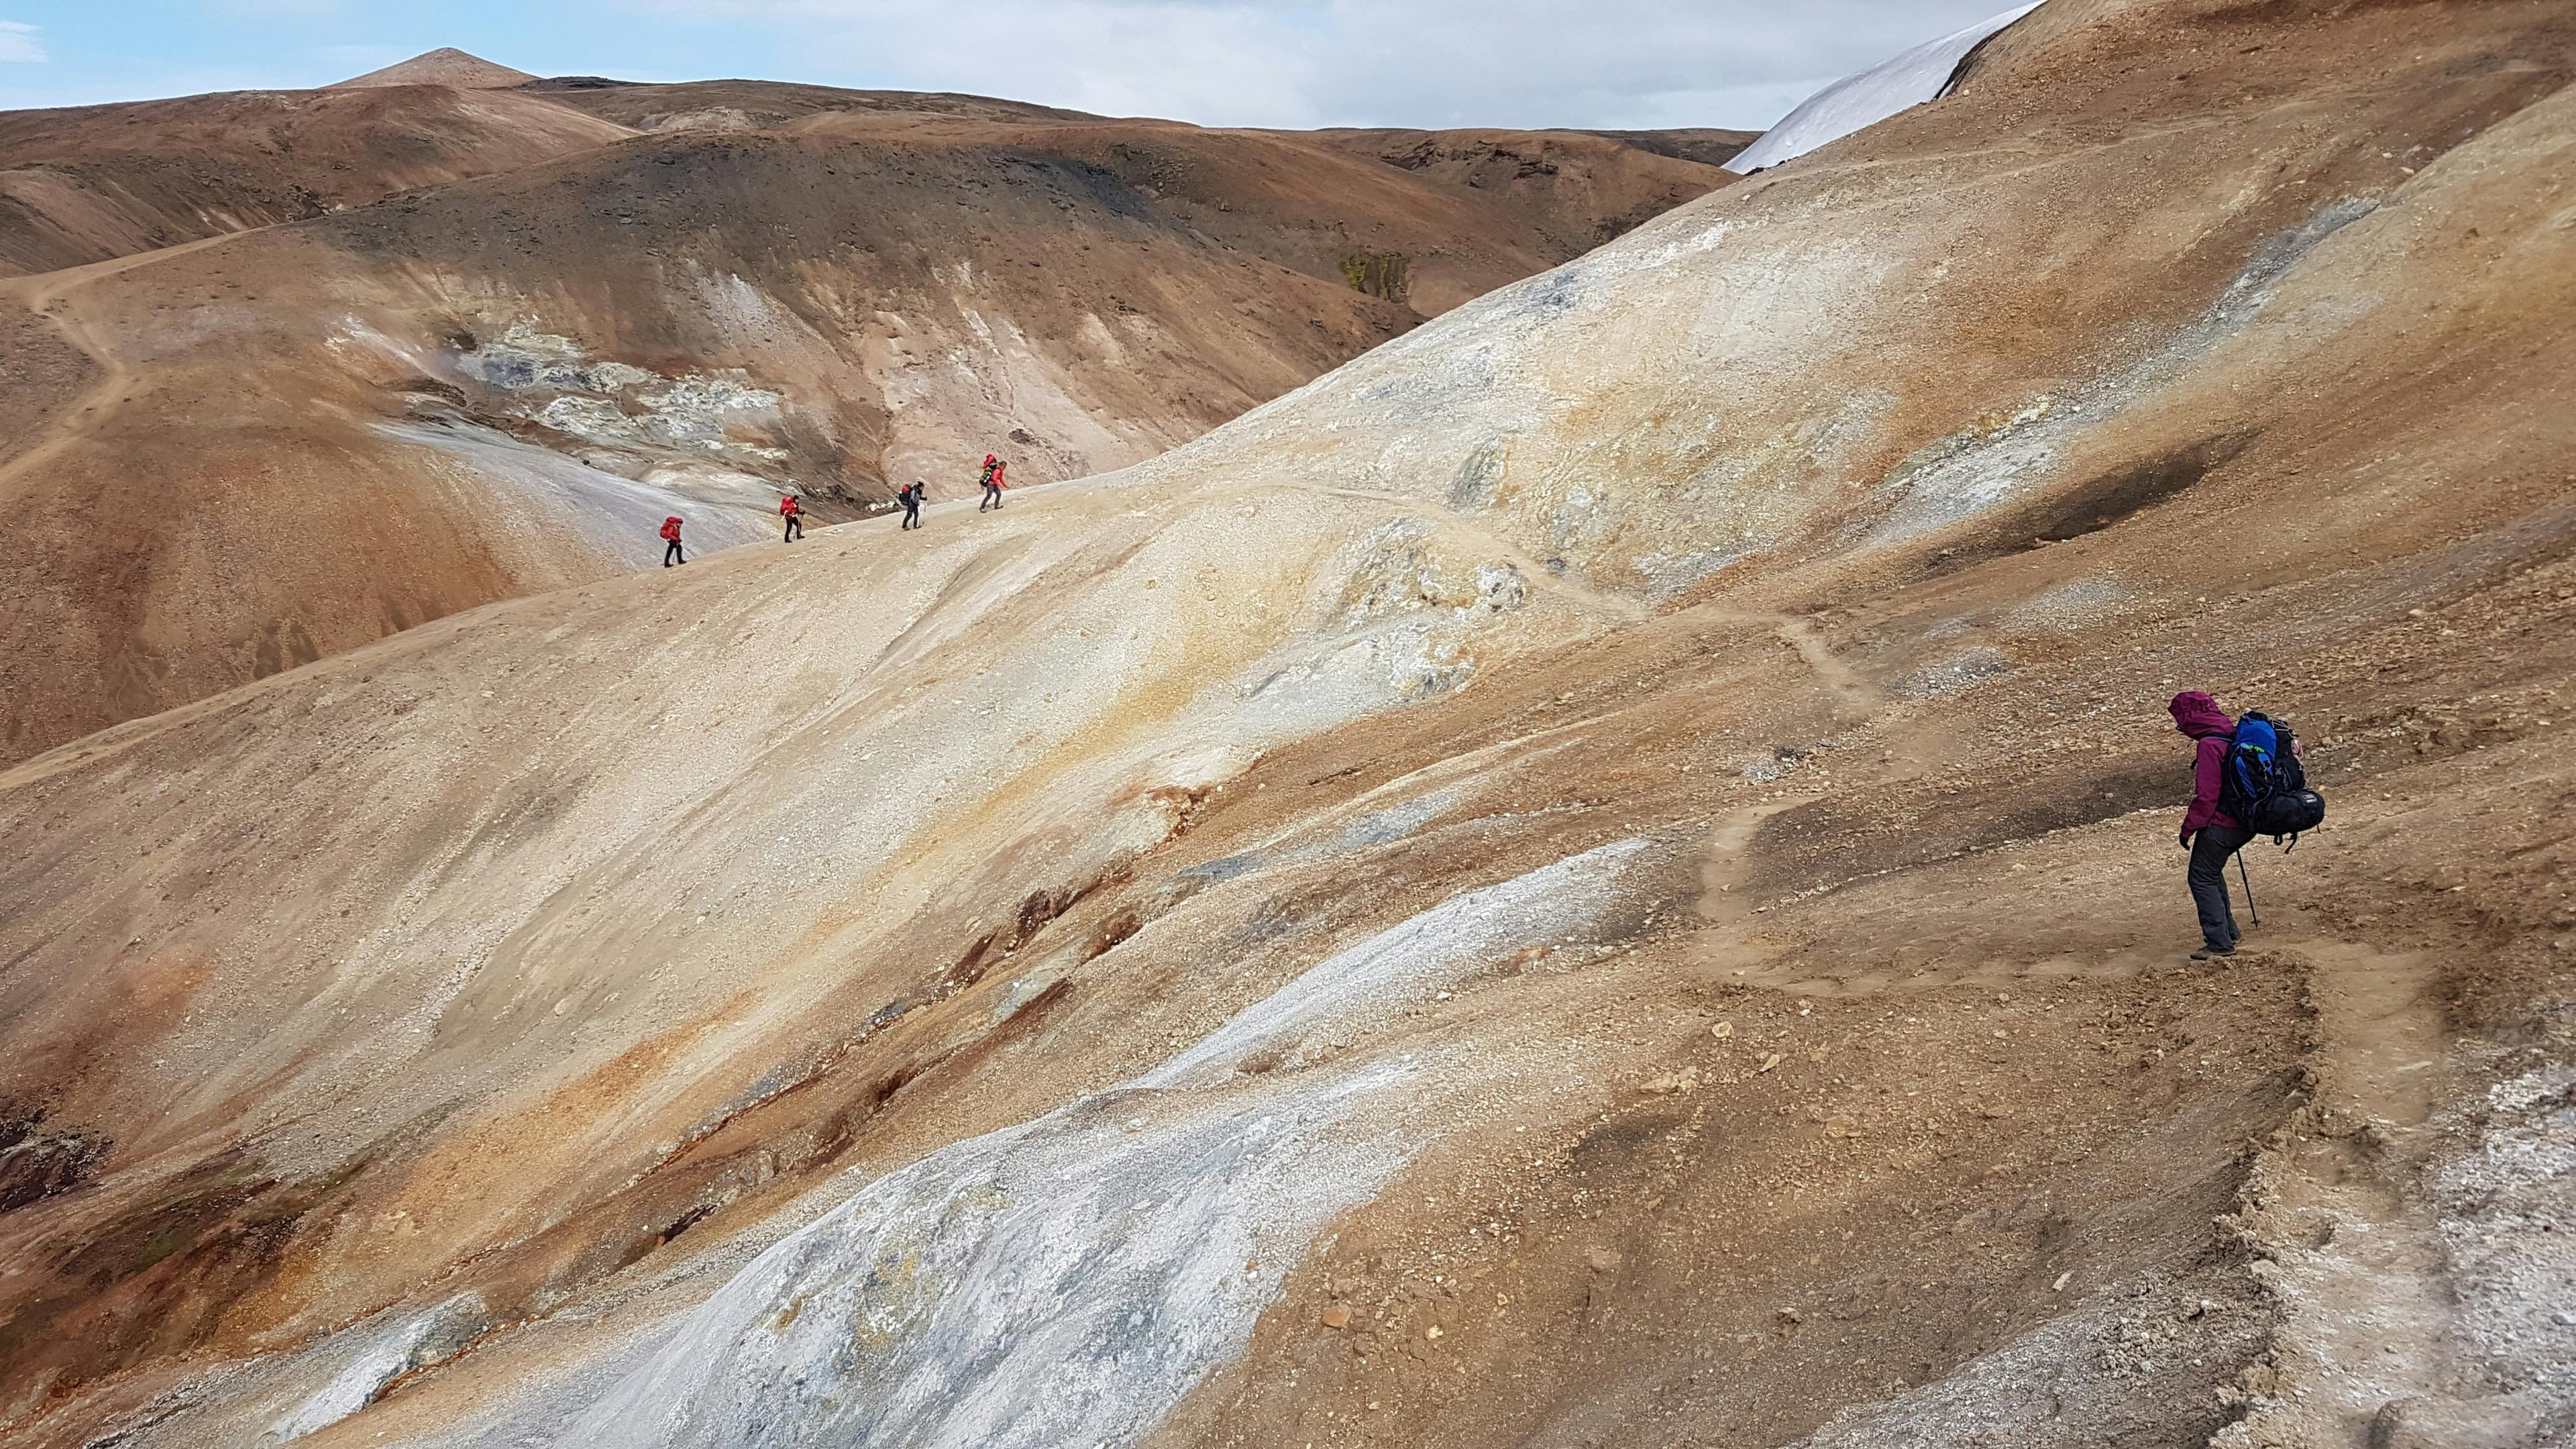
1694, 796, 1816, 930
1772, 616, 1877, 711
2234, 937, 2524, 1447
1682, 606, 1892, 953
1682, 604, 1891, 926
0, 232, 237, 495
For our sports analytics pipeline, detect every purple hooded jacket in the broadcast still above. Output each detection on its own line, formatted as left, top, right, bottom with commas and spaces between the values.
2169, 691, 2239, 833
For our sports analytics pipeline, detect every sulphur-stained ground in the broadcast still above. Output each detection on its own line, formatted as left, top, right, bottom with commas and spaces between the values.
3, 0, 2574, 1446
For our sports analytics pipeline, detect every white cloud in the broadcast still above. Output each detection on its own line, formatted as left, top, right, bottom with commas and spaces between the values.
631, 0, 2022, 129
0, 20, 46, 64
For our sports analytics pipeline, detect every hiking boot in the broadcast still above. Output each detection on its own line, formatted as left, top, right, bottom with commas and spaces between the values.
2190, 946, 2237, 961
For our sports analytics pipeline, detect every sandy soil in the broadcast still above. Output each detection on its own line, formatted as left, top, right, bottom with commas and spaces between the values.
0, 3, 2571, 1446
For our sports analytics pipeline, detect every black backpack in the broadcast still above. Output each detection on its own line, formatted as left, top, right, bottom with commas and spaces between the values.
2218, 710, 2326, 848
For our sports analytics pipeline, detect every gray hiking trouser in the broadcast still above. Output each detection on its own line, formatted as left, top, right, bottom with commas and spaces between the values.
2188, 824, 2254, 951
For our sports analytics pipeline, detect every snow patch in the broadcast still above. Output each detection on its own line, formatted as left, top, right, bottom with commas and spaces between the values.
1727, 3, 2045, 174
324, 315, 437, 374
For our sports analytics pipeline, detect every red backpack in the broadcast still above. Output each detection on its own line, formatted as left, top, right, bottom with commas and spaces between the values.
660, 517, 682, 541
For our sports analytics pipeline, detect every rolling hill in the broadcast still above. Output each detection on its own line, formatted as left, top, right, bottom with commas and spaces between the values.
0, 62, 1735, 766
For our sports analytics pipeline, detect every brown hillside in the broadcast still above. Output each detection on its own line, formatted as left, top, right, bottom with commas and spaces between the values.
530, 79, 1739, 276
1305, 126, 1743, 252
0, 113, 1725, 765
0, 85, 631, 276
521, 74, 1106, 131
329, 47, 539, 91
1576, 125, 1761, 168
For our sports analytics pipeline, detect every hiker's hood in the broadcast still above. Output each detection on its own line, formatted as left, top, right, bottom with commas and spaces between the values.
2169, 691, 2234, 739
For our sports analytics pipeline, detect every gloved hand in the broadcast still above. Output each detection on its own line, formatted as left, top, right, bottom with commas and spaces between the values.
2178, 828, 2194, 849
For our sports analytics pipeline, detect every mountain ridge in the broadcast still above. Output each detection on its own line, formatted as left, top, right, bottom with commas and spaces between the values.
328, 46, 539, 91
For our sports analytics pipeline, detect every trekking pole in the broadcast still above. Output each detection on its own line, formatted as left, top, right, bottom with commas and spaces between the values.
2236, 852, 2260, 928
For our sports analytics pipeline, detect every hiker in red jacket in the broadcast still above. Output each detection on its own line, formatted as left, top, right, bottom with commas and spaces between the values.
779, 492, 804, 543
898, 480, 924, 531
660, 515, 686, 568
2171, 690, 2250, 959
980, 455, 1006, 512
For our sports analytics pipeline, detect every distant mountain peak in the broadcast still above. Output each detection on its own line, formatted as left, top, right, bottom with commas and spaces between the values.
329, 47, 537, 91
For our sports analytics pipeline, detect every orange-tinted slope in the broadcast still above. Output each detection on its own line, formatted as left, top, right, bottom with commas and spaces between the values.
0, 85, 631, 276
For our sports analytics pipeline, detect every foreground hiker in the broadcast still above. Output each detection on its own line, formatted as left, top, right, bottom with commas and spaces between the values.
980, 455, 1006, 512
660, 514, 686, 567
899, 480, 924, 530
2171, 690, 2251, 958
2171, 690, 2329, 960
780, 492, 803, 542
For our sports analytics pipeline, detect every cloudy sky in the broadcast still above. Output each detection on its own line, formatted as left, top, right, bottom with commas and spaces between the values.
1, 1, 2015, 129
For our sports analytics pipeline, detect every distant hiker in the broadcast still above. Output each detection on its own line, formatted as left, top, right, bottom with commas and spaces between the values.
899, 480, 924, 530
981, 457, 1007, 512
660, 515, 686, 567
780, 492, 804, 542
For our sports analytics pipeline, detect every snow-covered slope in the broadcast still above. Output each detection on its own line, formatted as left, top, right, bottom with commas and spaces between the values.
1726, 2, 2045, 173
